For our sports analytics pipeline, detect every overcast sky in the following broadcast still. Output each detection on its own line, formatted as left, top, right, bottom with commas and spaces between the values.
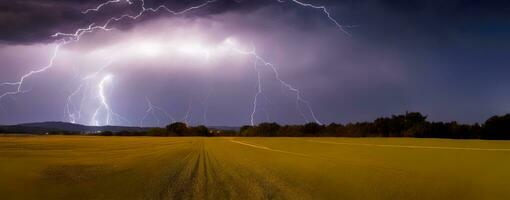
0, 0, 509, 126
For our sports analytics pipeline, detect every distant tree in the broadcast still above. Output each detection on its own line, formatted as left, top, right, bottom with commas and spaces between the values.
239, 125, 254, 136
469, 123, 482, 139
407, 113, 427, 136
301, 122, 323, 136
404, 112, 427, 125
483, 114, 510, 139
191, 125, 210, 136
82, 111, 510, 140
218, 130, 237, 136
116, 130, 145, 136
101, 131, 114, 136
403, 123, 427, 137
374, 118, 391, 137
256, 122, 281, 137
148, 128, 168, 136
117, 131, 129, 136
166, 122, 188, 136
279, 125, 303, 137
325, 123, 344, 137
238, 126, 249, 132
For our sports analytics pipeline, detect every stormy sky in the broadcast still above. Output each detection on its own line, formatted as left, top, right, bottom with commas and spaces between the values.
0, 0, 509, 126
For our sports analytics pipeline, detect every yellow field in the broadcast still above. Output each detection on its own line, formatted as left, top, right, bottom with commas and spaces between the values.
1, 136, 509, 199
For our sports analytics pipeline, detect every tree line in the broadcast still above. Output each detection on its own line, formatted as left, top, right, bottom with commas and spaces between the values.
94, 122, 234, 137
237, 112, 510, 139
87, 112, 510, 140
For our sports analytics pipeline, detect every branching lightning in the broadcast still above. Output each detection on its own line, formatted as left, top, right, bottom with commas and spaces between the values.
90, 74, 131, 126
140, 97, 175, 127
0, 44, 61, 100
93, 75, 113, 125
225, 40, 322, 124
0, 0, 348, 126
64, 81, 86, 123
251, 63, 263, 126
53, 0, 218, 43
278, 0, 351, 36
183, 100, 193, 125
82, 0, 133, 14
65, 60, 119, 125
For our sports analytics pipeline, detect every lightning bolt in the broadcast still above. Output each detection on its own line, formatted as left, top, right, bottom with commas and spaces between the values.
1, 0, 348, 126
183, 100, 193, 125
1, 0, 219, 98
64, 60, 114, 124
278, 0, 351, 36
0, 44, 61, 100
53, 0, 219, 43
82, 0, 133, 14
93, 75, 113, 125
91, 74, 130, 126
64, 82, 86, 123
140, 97, 175, 127
250, 59, 263, 126
230, 43, 322, 125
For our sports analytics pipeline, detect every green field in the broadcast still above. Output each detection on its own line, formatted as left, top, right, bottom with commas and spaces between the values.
1, 136, 509, 199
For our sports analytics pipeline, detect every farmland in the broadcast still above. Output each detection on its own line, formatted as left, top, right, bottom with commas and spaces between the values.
1, 136, 509, 199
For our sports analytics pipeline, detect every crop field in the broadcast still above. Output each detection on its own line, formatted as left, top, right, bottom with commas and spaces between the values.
1, 136, 509, 199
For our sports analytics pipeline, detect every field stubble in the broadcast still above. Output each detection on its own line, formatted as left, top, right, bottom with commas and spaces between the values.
0, 136, 509, 199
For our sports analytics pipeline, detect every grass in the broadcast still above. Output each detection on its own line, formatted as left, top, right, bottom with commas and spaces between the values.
0, 135, 509, 199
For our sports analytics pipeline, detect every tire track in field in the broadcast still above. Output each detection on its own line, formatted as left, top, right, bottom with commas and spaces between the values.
221, 139, 314, 199
228, 139, 419, 175
230, 139, 318, 158
298, 139, 510, 151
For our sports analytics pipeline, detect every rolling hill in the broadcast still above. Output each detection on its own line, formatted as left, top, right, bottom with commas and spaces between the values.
0, 121, 239, 134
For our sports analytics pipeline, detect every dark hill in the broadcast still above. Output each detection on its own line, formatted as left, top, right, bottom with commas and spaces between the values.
0, 122, 149, 134
0, 121, 239, 134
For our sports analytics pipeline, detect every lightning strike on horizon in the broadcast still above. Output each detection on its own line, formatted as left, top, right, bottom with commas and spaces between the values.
65, 82, 86, 123
183, 101, 193, 125
227, 41, 322, 125
140, 97, 175, 127
65, 60, 115, 124
248, 55, 274, 126
251, 61, 263, 126
90, 74, 130, 126
0, 0, 348, 126
0, 0, 220, 125
92, 75, 113, 125
2, 0, 219, 98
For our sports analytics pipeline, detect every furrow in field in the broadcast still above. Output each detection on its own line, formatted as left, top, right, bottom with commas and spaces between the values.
156, 138, 314, 199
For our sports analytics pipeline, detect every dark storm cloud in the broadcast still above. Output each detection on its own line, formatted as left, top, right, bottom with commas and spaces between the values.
343, 0, 510, 123
1, 0, 510, 125
2, 0, 509, 44
0, 0, 86, 44
0, 0, 273, 44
